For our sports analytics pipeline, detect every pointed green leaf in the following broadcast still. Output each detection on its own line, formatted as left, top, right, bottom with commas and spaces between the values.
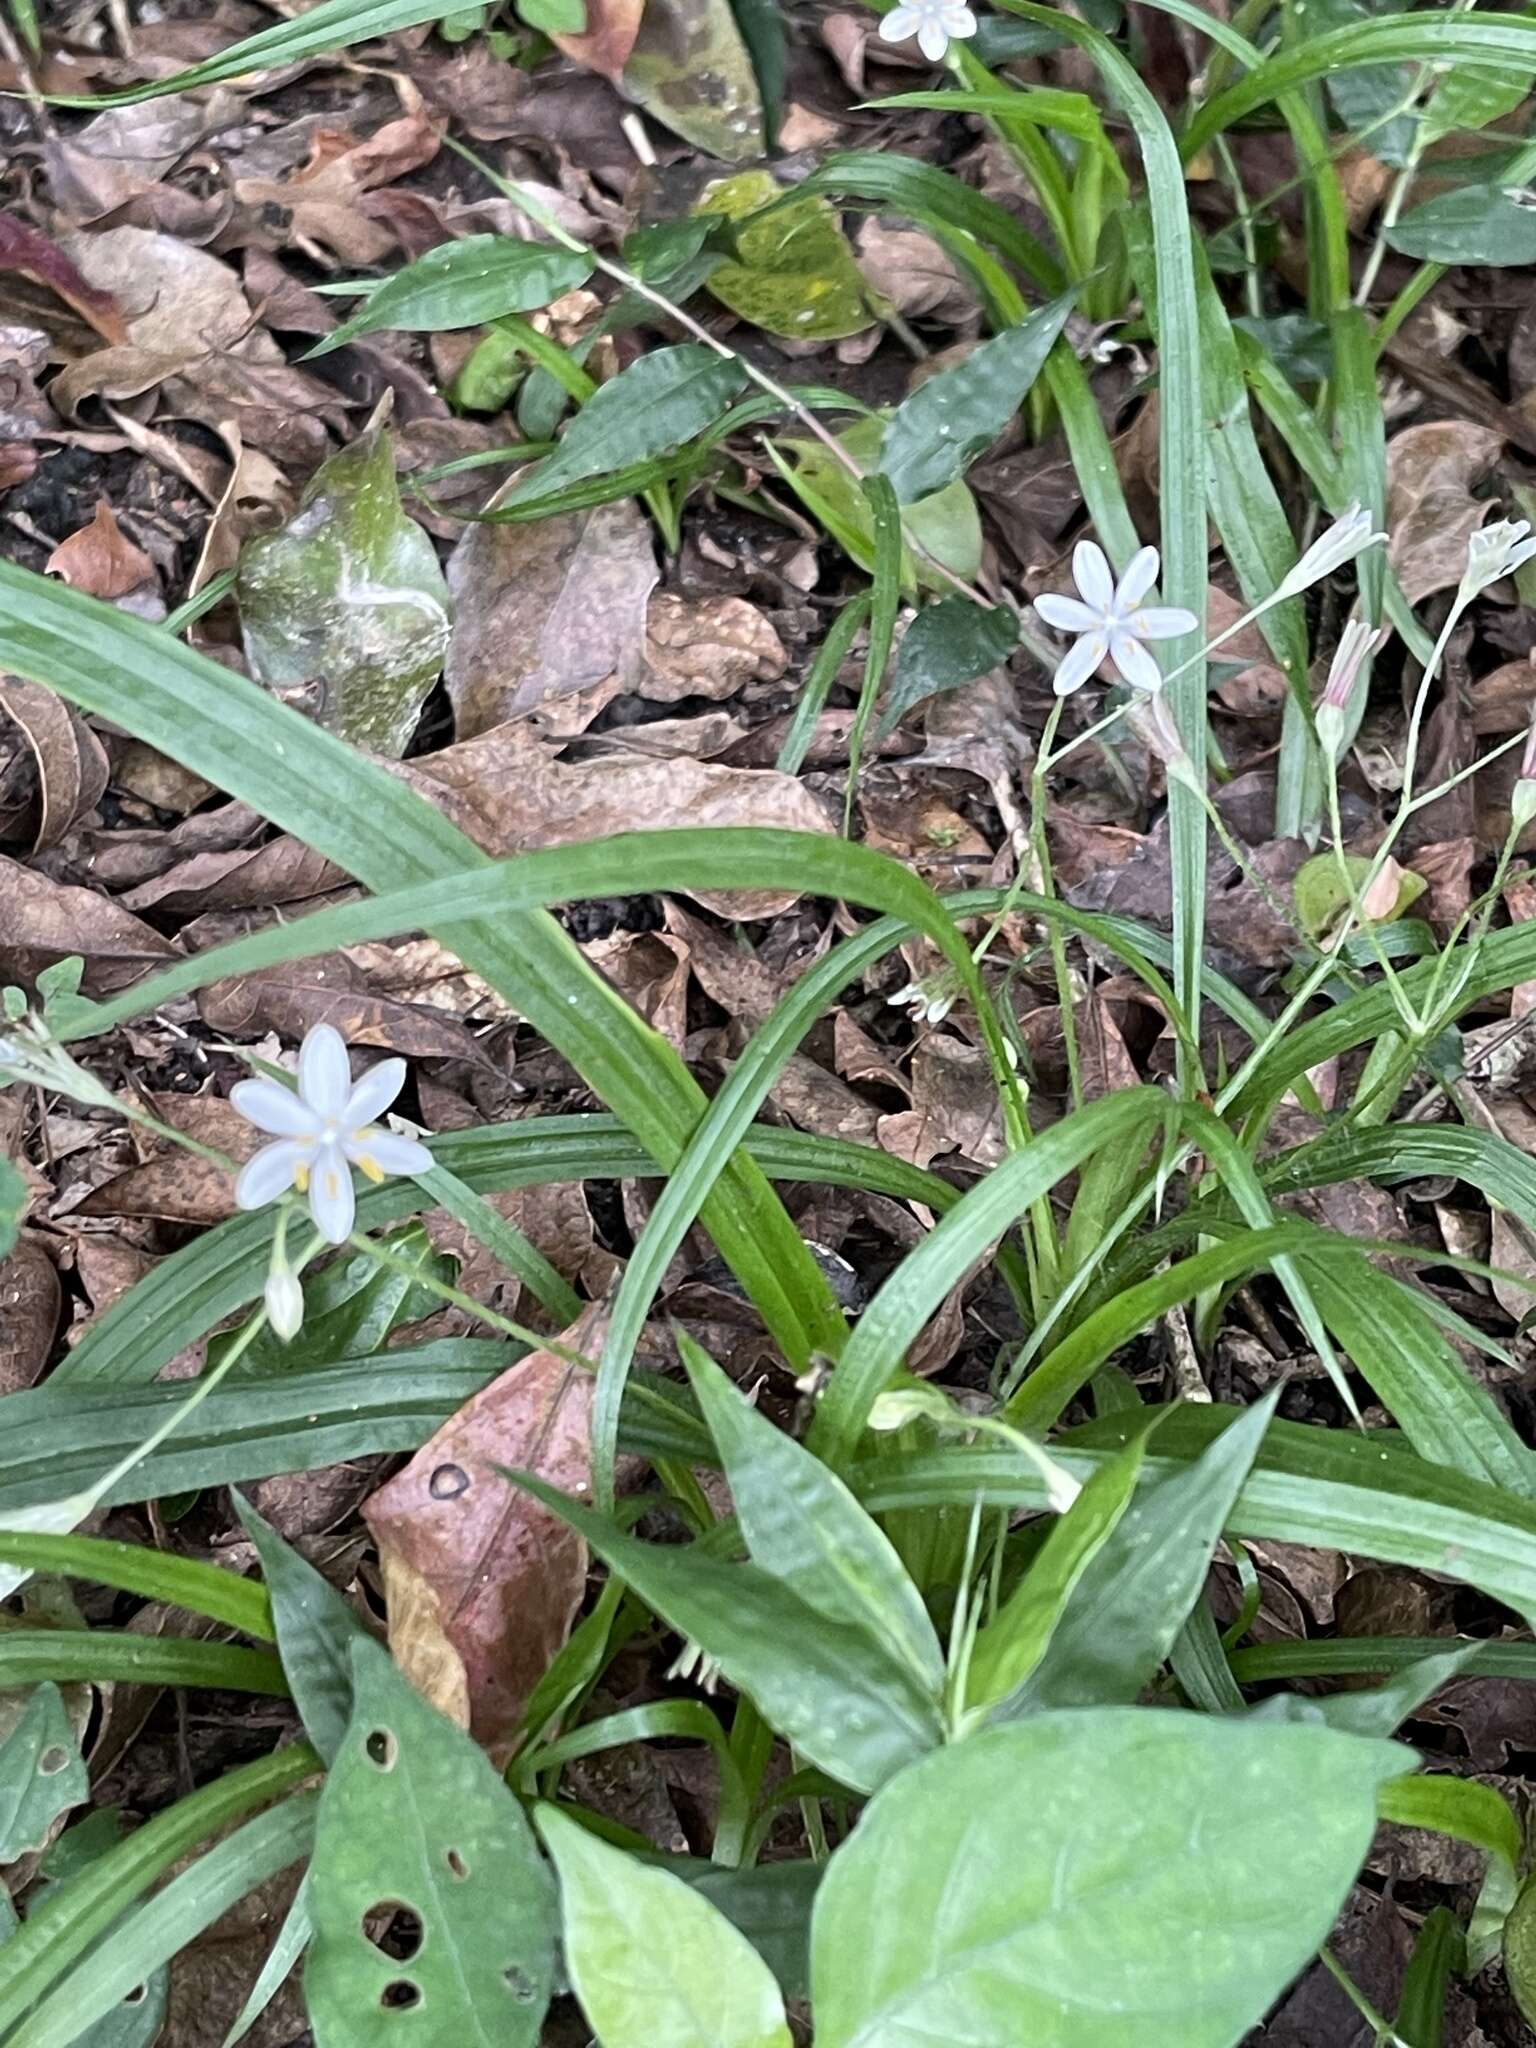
308, 237, 592, 357
678, 1335, 943, 1693
1387, 183, 1536, 267
0, 1155, 26, 1260
233, 1494, 371, 1766
877, 596, 1020, 738
879, 291, 1075, 503
536, 1807, 790, 2048
504, 1471, 944, 1793
504, 346, 746, 505
305, 1638, 556, 2047
810, 1709, 1409, 2048
998, 1391, 1280, 1714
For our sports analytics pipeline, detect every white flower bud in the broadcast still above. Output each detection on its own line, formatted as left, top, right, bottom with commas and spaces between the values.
263, 1258, 304, 1342
1275, 503, 1386, 601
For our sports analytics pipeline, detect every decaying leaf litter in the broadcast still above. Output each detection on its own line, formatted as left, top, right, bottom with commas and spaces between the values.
10, 0, 1536, 2041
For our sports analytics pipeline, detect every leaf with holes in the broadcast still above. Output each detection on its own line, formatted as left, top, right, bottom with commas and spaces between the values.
536, 1806, 791, 2048
304, 1637, 557, 2046
0, 1682, 87, 1860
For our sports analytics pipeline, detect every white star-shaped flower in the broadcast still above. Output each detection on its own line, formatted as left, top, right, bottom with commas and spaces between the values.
1034, 541, 1199, 696
231, 1022, 432, 1245
879, 0, 977, 63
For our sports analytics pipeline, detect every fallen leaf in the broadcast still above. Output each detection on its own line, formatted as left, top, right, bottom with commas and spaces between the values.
77, 1092, 260, 1226
878, 1037, 1006, 1169
363, 1304, 611, 1759
582, 929, 691, 1049
445, 498, 658, 740
237, 420, 452, 757
232, 107, 443, 267
551, 0, 646, 83
0, 852, 174, 994
696, 170, 875, 341
45, 501, 156, 601
0, 677, 109, 853
197, 959, 488, 1067
618, 0, 764, 160
0, 1235, 60, 1394
855, 219, 974, 324
402, 723, 834, 917
0, 212, 128, 345
1386, 419, 1504, 605
641, 594, 786, 702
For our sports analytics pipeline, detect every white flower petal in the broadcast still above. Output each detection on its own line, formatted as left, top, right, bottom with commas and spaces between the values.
1072, 540, 1115, 613
916, 15, 950, 58
1110, 630, 1164, 693
1053, 630, 1108, 696
1034, 593, 1104, 634
1128, 605, 1199, 642
343, 1057, 407, 1129
297, 1023, 352, 1120
307, 1142, 356, 1244
234, 1139, 312, 1212
344, 1127, 433, 1179
1114, 545, 1161, 610
230, 1077, 316, 1140
941, 2, 977, 34
879, 4, 923, 40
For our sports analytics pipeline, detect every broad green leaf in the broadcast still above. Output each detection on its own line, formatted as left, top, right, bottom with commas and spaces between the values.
0, 1684, 86, 1861
877, 596, 1020, 738
878, 291, 1074, 503
0, 1155, 25, 1259
779, 416, 982, 592
810, 1708, 1408, 2048
964, 1423, 1151, 1715
307, 237, 592, 358
673, 1860, 819, 2002
1419, 59, 1532, 149
1388, 183, 1536, 267
517, 0, 587, 33
1380, 1772, 1521, 1970
726, 0, 787, 150
1000, 1392, 1280, 1714
233, 1495, 371, 1766
695, 170, 875, 341
305, 1638, 557, 2047
536, 1807, 790, 2048
504, 345, 746, 505
1506, 1872, 1536, 2029
18, 1794, 317, 2048
505, 1472, 945, 1793
678, 1335, 943, 1694
235, 426, 451, 757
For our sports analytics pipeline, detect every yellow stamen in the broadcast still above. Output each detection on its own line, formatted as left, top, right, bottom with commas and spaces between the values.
357, 1153, 385, 1185
294, 1164, 310, 1193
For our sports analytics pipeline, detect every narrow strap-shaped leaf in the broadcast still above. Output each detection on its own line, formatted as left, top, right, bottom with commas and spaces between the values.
0, 1630, 288, 1696
234, 1495, 373, 1764
0, 561, 846, 1393
0, 1529, 271, 1639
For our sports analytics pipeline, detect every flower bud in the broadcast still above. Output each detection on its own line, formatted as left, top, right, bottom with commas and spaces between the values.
263, 1255, 304, 1342
1461, 519, 1536, 601
1275, 503, 1386, 601
1314, 618, 1386, 761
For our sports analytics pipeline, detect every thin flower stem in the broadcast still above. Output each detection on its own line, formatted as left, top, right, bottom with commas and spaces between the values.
345, 1230, 594, 1369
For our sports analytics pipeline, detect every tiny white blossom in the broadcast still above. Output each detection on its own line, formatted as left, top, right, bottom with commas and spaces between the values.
231, 1023, 431, 1245
1034, 541, 1198, 697
878, 0, 977, 62
1462, 519, 1536, 601
1276, 502, 1385, 600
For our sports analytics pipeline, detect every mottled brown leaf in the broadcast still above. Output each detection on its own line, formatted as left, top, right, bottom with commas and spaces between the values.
363, 1304, 612, 1758
0, 1235, 60, 1394
45, 501, 156, 601
1386, 420, 1504, 606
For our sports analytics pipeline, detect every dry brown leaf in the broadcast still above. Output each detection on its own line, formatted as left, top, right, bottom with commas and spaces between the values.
0, 852, 174, 993
0, 325, 57, 440
1385, 420, 1504, 606
551, 0, 646, 83
45, 501, 156, 600
76, 1092, 260, 1226
402, 723, 834, 917
363, 1304, 612, 1759
0, 1235, 61, 1394
641, 594, 786, 703
197, 960, 489, 1067
0, 212, 129, 346
878, 1037, 1006, 1169
233, 109, 443, 266
0, 676, 109, 852
445, 499, 658, 740
582, 929, 691, 1049
855, 219, 974, 324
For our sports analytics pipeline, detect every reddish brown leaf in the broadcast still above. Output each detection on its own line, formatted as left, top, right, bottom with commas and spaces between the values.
45, 501, 156, 601
551, 0, 646, 84
0, 212, 129, 345
363, 1304, 611, 1759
